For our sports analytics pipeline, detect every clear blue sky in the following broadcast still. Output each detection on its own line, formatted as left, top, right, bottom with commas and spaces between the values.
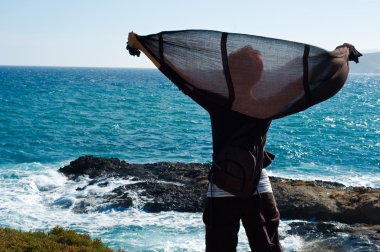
1, 0, 379, 68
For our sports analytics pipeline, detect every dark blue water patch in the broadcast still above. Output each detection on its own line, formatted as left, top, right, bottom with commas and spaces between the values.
286, 221, 380, 251
52, 197, 75, 209
0, 172, 19, 180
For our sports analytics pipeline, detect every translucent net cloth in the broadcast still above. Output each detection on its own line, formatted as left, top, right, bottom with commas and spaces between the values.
134, 30, 361, 119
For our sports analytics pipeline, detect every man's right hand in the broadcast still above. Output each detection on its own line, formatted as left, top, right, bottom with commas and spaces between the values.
128, 32, 141, 50
127, 31, 161, 68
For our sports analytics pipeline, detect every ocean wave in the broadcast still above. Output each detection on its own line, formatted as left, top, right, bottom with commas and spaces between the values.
268, 163, 380, 188
1, 162, 379, 251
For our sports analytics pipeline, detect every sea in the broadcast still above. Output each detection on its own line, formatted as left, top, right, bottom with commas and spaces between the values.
0, 66, 379, 251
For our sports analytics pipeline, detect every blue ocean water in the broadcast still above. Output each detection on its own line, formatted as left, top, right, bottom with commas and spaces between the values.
0, 66, 379, 251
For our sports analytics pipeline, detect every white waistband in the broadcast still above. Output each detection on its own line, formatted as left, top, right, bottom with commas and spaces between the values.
207, 169, 272, 197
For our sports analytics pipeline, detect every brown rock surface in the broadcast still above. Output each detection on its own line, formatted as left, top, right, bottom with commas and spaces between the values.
59, 156, 380, 224
271, 177, 380, 224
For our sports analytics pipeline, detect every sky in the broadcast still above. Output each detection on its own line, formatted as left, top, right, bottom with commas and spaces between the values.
0, 0, 379, 68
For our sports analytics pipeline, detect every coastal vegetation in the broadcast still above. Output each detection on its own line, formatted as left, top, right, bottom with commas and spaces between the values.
0, 226, 123, 252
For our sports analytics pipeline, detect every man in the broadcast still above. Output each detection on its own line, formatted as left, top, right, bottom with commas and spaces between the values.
204, 105, 282, 251
128, 32, 282, 251
202, 46, 282, 251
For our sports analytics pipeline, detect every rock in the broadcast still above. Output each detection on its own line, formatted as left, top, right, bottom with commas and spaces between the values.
58, 156, 130, 179
72, 200, 92, 214
103, 181, 205, 213
59, 156, 380, 224
288, 221, 380, 251
271, 177, 380, 224
104, 189, 134, 209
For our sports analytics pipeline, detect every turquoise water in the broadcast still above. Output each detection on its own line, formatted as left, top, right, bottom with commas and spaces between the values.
0, 67, 210, 164
0, 66, 379, 251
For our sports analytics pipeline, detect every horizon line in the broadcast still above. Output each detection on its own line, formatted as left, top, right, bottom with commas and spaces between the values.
0, 64, 156, 70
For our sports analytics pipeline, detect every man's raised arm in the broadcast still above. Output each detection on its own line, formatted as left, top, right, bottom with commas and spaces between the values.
127, 32, 161, 68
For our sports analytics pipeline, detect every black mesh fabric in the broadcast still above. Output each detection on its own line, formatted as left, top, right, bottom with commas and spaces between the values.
136, 30, 361, 119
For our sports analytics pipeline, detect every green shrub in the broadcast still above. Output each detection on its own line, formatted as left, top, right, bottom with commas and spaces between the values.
0, 226, 124, 252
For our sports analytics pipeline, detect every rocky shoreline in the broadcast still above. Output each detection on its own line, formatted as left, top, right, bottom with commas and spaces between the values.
57, 156, 380, 250
58, 156, 380, 225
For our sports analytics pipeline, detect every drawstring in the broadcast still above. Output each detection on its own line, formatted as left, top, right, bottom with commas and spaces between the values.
257, 137, 276, 251
257, 191, 276, 251
209, 170, 214, 228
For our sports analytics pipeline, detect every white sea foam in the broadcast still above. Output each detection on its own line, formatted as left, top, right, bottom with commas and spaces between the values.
0, 163, 207, 250
267, 163, 380, 188
277, 220, 305, 252
0, 163, 311, 251
28, 169, 67, 191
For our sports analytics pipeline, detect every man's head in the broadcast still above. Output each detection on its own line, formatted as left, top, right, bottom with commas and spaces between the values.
228, 46, 264, 87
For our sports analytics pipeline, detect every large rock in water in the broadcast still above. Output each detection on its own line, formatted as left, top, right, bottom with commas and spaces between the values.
59, 156, 380, 224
